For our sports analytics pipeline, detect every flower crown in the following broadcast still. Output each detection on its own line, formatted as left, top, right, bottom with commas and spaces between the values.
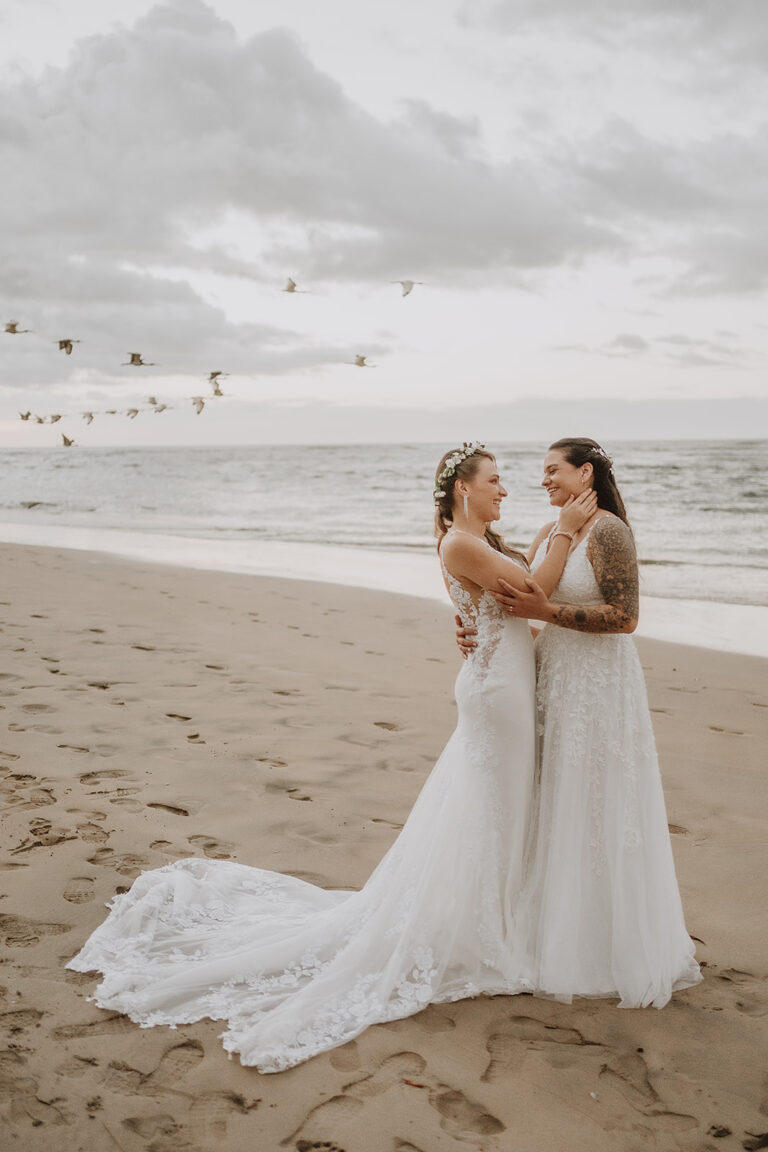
434, 441, 486, 502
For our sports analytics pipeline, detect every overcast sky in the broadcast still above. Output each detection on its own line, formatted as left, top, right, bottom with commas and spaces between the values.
1, 0, 766, 446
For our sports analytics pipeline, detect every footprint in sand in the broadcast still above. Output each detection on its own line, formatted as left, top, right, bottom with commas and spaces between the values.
150, 839, 194, 858
109, 797, 143, 812
101, 1039, 204, 1096
166, 712, 192, 721
0, 913, 72, 947
54, 1013, 138, 1040
187, 732, 206, 744
63, 877, 96, 904
189, 1091, 261, 1139
21, 702, 56, 714
429, 1087, 505, 1137
188, 835, 235, 860
483, 1015, 594, 1083
344, 1052, 427, 1099
57, 743, 90, 753
86, 848, 151, 877
329, 1040, 361, 1073
77, 821, 110, 844
80, 768, 131, 786
374, 721, 401, 731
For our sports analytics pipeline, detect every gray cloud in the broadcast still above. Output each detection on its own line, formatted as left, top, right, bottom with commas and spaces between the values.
2, 0, 766, 401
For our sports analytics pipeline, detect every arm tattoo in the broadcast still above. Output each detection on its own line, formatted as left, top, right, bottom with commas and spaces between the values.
549, 518, 639, 634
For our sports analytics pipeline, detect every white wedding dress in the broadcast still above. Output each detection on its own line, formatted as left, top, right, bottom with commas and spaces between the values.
67, 539, 538, 1072
526, 522, 701, 1007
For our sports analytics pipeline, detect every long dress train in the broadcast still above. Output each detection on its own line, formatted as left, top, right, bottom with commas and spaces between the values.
67, 547, 537, 1072
527, 522, 701, 1007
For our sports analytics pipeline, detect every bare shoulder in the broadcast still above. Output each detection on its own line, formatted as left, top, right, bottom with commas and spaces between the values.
441, 531, 488, 559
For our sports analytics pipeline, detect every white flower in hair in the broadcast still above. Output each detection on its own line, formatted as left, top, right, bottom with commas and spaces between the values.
433, 441, 486, 503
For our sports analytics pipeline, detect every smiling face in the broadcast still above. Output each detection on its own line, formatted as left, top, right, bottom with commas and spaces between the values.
541, 448, 592, 507
457, 454, 507, 522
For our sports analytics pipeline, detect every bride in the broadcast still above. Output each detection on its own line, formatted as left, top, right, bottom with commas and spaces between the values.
66, 442, 594, 1073
458, 437, 701, 1008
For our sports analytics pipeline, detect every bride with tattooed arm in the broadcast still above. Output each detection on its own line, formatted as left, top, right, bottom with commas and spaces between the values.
458, 437, 700, 1007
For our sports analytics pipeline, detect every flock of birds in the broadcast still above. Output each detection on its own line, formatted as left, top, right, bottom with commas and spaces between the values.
6, 278, 424, 446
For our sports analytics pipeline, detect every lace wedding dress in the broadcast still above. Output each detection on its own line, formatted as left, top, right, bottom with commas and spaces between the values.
67, 539, 538, 1072
526, 522, 701, 1007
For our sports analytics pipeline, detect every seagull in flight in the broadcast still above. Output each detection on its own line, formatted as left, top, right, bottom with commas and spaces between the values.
191, 396, 205, 415
48, 414, 62, 424
5, 320, 31, 334
152, 403, 168, 414
82, 412, 94, 424
56, 338, 81, 355
61, 434, 75, 447
392, 280, 423, 297
147, 396, 159, 406
282, 277, 307, 293
126, 408, 140, 419
353, 354, 375, 367
123, 352, 155, 366
19, 411, 31, 421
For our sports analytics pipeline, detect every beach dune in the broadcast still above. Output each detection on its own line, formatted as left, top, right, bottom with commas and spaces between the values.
1, 542, 766, 1151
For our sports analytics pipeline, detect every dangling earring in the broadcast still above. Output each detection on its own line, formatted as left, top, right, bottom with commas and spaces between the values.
463, 492, 469, 519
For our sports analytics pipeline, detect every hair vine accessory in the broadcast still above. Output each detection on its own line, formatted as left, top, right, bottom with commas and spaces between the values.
590, 445, 613, 468
433, 441, 486, 503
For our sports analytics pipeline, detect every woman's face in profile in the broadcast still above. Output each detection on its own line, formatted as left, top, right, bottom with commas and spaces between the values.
541, 449, 585, 507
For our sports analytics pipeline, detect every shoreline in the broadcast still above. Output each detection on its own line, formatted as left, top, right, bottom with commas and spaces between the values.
0, 540, 766, 1149
0, 520, 767, 658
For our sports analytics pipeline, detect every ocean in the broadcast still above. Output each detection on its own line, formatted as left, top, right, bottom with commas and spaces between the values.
1, 440, 766, 655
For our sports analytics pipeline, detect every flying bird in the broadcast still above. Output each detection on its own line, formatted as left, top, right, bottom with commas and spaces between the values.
34, 415, 45, 424
5, 320, 31, 334
61, 434, 75, 447
353, 354, 375, 367
48, 414, 62, 424
147, 396, 159, 406
56, 338, 81, 355
152, 403, 168, 414
19, 411, 31, 421
282, 277, 307, 293
208, 371, 227, 383
211, 381, 224, 397
126, 408, 140, 419
82, 412, 94, 424
191, 396, 205, 415
123, 352, 155, 366
392, 280, 423, 297
104, 409, 117, 415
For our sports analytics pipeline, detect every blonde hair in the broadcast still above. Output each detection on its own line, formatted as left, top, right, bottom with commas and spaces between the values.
433, 447, 528, 567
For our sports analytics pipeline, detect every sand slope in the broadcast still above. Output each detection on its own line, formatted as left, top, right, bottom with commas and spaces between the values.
1, 543, 766, 1152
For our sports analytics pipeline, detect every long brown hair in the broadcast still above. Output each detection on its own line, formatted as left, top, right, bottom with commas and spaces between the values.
549, 437, 630, 528
433, 446, 528, 566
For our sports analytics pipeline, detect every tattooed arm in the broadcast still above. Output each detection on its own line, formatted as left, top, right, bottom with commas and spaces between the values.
499, 516, 640, 634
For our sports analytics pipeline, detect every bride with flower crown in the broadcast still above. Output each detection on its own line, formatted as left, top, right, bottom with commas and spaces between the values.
66, 443, 595, 1073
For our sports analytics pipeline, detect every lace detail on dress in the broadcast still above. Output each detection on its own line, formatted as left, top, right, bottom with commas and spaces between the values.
528, 522, 700, 1007
67, 541, 540, 1071
438, 532, 512, 680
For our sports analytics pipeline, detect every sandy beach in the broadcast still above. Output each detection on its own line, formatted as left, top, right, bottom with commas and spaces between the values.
1, 541, 766, 1152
